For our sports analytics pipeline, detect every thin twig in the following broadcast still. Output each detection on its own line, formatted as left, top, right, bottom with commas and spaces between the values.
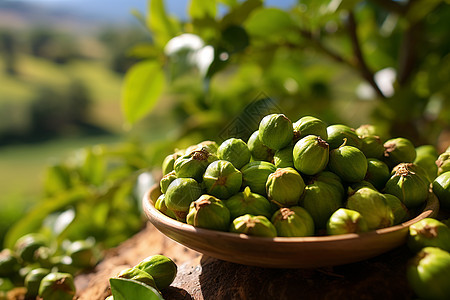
346, 12, 386, 98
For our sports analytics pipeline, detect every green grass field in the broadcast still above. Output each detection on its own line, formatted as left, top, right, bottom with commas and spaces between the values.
0, 52, 127, 240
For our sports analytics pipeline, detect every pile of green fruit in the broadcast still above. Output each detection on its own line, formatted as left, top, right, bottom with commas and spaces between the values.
106, 254, 177, 300
0, 233, 99, 299
155, 113, 450, 238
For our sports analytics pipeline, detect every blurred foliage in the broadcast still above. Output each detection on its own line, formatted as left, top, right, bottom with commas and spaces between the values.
2, 0, 450, 268
122, 0, 449, 152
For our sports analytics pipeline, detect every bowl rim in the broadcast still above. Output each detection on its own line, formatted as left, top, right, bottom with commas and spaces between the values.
143, 184, 439, 244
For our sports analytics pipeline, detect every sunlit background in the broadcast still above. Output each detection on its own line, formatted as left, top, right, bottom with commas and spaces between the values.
0, 0, 449, 257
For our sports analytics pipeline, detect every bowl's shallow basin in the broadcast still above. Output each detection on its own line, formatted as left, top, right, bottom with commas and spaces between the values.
143, 185, 439, 268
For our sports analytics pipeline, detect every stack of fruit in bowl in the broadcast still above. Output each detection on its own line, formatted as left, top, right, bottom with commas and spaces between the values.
154, 113, 449, 237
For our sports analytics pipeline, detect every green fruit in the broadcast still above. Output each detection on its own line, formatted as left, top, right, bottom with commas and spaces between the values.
217, 138, 251, 169
416, 145, 439, 158
300, 181, 344, 229
326, 208, 369, 235
383, 194, 409, 225
225, 187, 273, 220
0, 249, 19, 277
308, 171, 346, 197
266, 167, 305, 207
384, 163, 430, 208
258, 114, 294, 150
186, 141, 219, 155
346, 188, 394, 230
155, 194, 177, 219
0, 277, 14, 292
364, 158, 390, 190
135, 255, 177, 290
326, 124, 361, 150
408, 218, 450, 253
186, 195, 231, 231
203, 160, 242, 199
273, 146, 294, 168
229, 214, 277, 237
414, 145, 438, 181
38, 272, 75, 300
355, 124, 385, 139
436, 152, 450, 176
359, 135, 384, 159
293, 116, 328, 140
433, 171, 450, 209
117, 267, 157, 289
293, 135, 329, 175
247, 130, 274, 162
271, 207, 315, 237
160, 171, 177, 194
174, 148, 218, 182
383, 137, 416, 168
14, 233, 47, 263
348, 180, 377, 195
241, 161, 277, 196
25, 268, 50, 298
407, 247, 450, 300
161, 150, 184, 176
329, 143, 367, 183
66, 240, 98, 269
164, 178, 203, 221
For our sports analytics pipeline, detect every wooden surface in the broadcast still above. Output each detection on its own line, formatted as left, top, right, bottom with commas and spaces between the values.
143, 186, 439, 268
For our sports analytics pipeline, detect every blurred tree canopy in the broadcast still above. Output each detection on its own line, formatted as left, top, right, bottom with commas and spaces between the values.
123, 0, 450, 153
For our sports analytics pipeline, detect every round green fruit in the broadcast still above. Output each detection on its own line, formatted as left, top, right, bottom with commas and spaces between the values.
266, 167, 305, 207
164, 178, 203, 221
225, 187, 273, 220
293, 135, 329, 175
247, 130, 274, 162
174, 148, 217, 182
432, 171, 450, 209
364, 158, 390, 191
117, 267, 157, 289
186, 195, 231, 231
203, 160, 242, 199
383, 137, 416, 168
326, 208, 369, 235
135, 254, 177, 290
230, 214, 277, 237
258, 114, 294, 150
328, 143, 367, 183
346, 188, 393, 230
271, 207, 315, 237
273, 146, 294, 168
38, 272, 76, 300
293, 116, 328, 140
217, 138, 251, 169
408, 218, 450, 253
241, 161, 277, 196
407, 247, 450, 300
384, 163, 429, 208
326, 124, 361, 150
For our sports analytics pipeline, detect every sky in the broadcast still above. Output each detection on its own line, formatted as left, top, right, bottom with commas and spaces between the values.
5, 0, 297, 21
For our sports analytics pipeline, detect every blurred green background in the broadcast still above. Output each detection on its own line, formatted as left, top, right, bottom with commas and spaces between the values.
0, 0, 449, 251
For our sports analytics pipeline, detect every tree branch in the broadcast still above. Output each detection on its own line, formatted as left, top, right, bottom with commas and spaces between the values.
346, 12, 386, 99
397, 21, 421, 85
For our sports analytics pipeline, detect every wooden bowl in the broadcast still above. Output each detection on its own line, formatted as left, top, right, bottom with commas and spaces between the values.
143, 185, 439, 268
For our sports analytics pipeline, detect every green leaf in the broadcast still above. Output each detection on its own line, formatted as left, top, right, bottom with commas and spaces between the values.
221, 0, 263, 27
110, 278, 164, 300
121, 60, 166, 124
406, 0, 443, 23
244, 7, 294, 37
189, 0, 217, 19
222, 25, 249, 53
4, 188, 90, 249
147, 0, 179, 47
